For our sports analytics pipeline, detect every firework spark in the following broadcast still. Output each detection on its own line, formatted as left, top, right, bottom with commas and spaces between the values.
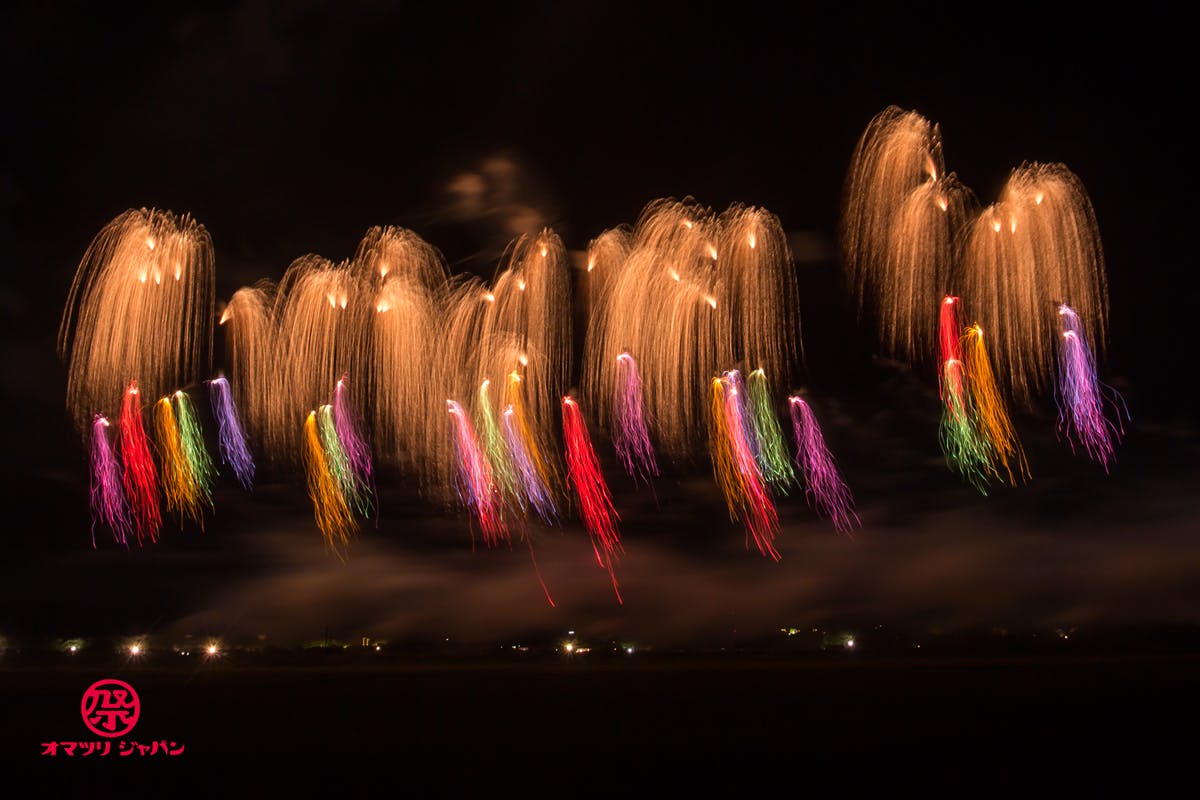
961, 324, 1029, 485
1055, 304, 1126, 471
447, 399, 508, 547
303, 410, 357, 551
937, 297, 992, 493
155, 394, 211, 527
611, 353, 658, 484
960, 163, 1109, 401
746, 368, 795, 492
708, 375, 780, 560
118, 382, 161, 544
207, 376, 255, 489
59, 209, 214, 433
788, 395, 859, 535
89, 415, 131, 548
562, 395, 622, 602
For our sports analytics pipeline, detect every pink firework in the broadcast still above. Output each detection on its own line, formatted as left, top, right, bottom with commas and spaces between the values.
612, 353, 659, 484
1055, 304, 1126, 471
720, 376, 780, 560
788, 395, 860, 535
447, 400, 508, 547
89, 415, 132, 548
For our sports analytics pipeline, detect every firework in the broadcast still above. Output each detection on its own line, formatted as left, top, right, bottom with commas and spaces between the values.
708, 375, 780, 560
155, 394, 211, 527
960, 325, 1029, 485
1055, 304, 1125, 471
788, 395, 859, 535
746, 368, 795, 492
118, 382, 161, 544
207, 376, 255, 489
937, 297, 992, 493
59, 208, 214, 433
303, 411, 357, 551
960, 163, 1109, 401
841, 107, 973, 363
562, 395, 622, 602
501, 371, 559, 524
447, 399, 508, 547
611, 353, 659, 484
333, 374, 374, 502
89, 415, 131, 548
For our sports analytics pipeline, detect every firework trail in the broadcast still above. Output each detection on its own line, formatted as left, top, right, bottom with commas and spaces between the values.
89, 415, 131, 548
961, 324, 1029, 485
787, 395, 859, 535
303, 411, 357, 551
708, 376, 780, 560
218, 281, 275, 451
746, 368, 795, 492
501, 370, 559, 524
1056, 304, 1126, 471
841, 107, 973, 363
611, 353, 658, 484
334, 374, 375, 505
118, 382, 161, 544
562, 396, 623, 602
174, 390, 216, 511
155, 394, 212, 527
207, 376, 255, 489
937, 297, 992, 493
447, 400, 508, 547
59, 208, 214, 433
961, 163, 1109, 401
318, 404, 372, 518
477, 379, 522, 510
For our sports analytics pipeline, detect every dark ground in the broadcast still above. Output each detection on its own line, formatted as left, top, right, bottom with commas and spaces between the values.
4, 654, 1198, 793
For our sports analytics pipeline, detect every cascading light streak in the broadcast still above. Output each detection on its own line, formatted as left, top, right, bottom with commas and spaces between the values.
788, 395, 859, 535
208, 376, 255, 490
562, 395, 623, 603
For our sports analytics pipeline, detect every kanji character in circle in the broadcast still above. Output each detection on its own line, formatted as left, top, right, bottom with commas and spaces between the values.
81, 679, 140, 738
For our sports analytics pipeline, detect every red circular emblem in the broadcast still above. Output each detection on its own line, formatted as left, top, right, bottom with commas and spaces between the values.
81, 679, 140, 738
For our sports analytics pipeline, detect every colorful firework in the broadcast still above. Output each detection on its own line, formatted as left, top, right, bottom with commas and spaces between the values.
303, 410, 357, 551
155, 394, 211, 527
788, 395, 859, 535
59, 208, 214, 433
118, 382, 161, 544
960, 163, 1109, 401
447, 399, 508, 547
841, 107, 973, 363
333, 374, 374, 503
562, 396, 622, 602
89, 415, 131, 548
746, 368, 795, 492
960, 324, 1029, 485
611, 353, 658, 484
207, 376, 255, 489
1055, 304, 1126, 471
708, 375, 780, 560
937, 297, 992, 493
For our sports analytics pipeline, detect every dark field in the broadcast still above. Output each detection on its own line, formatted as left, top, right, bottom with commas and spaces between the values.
4, 653, 1197, 793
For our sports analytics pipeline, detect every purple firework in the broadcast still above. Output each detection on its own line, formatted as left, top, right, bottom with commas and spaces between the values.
334, 373, 374, 497
89, 415, 132, 548
502, 405, 559, 525
207, 376, 255, 489
1055, 304, 1126, 471
612, 353, 659, 483
788, 396, 860, 535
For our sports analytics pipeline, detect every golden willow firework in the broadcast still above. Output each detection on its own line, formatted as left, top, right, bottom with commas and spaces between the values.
582, 199, 800, 463
960, 162, 1109, 401
59, 208, 215, 432
840, 106, 974, 364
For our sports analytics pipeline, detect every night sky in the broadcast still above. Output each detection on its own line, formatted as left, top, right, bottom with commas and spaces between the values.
1, 1, 1195, 646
